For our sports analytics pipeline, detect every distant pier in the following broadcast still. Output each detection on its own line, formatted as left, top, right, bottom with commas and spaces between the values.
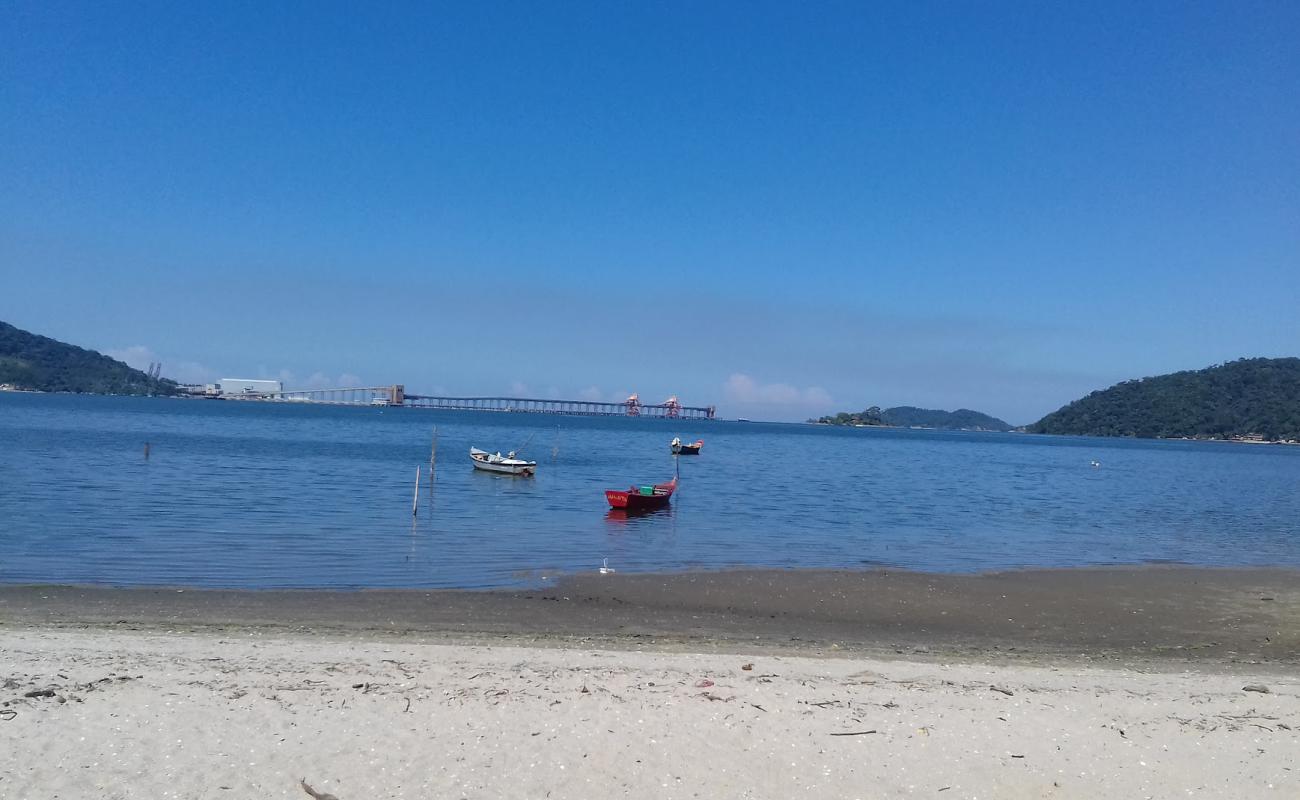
218, 384, 716, 420
405, 393, 715, 419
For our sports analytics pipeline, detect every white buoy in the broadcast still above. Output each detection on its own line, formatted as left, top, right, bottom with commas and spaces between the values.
599, 558, 615, 575
1090, 460, 1101, 468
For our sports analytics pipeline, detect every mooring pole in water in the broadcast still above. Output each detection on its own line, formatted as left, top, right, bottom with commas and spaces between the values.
413, 465, 421, 516
143, 442, 150, 460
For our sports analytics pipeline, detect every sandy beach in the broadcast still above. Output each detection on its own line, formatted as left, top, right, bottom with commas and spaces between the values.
2, 568, 1298, 798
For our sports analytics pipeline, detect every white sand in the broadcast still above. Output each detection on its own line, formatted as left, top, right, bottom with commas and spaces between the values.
1, 628, 1295, 799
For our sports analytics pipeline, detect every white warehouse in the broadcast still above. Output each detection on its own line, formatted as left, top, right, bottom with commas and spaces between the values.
218, 378, 283, 396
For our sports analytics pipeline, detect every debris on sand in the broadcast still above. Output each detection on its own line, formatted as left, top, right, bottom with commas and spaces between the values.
300, 779, 341, 800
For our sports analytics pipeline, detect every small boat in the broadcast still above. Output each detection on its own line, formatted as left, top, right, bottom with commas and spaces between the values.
605, 476, 677, 512
469, 447, 537, 476
670, 437, 703, 455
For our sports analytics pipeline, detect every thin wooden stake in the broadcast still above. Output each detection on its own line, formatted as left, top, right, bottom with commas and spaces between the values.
143, 442, 150, 460
412, 465, 421, 516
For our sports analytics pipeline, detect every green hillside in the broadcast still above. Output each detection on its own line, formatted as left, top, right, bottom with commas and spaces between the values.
1028, 358, 1300, 441
0, 320, 176, 395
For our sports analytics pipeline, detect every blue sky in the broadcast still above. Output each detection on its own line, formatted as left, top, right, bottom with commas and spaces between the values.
2, 2, 1297, 423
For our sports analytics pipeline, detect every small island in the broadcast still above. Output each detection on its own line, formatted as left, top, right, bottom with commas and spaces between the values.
811, 406, 1012, 432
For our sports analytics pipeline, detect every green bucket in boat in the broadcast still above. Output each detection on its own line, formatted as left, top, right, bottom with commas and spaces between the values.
639, 485, 655, 496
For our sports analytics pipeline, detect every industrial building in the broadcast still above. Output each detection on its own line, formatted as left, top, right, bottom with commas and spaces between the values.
218, 378, 283, 396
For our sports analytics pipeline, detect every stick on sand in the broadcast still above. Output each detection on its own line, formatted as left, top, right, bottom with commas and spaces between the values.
300, 779, 340, 800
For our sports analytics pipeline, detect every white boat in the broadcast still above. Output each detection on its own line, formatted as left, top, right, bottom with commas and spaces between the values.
469, 447, 537, 476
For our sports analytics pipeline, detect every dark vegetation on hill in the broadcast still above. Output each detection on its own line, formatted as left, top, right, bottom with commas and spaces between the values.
881, 406, 1012, 431
1028, 358, 1300, 441
0, 320, 176, 395
811, 405, 1011, 431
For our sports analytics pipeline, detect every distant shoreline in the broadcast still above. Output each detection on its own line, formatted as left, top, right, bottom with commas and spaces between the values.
808, 417, 1300, 443
808, 420, 1008, 433
7, 391, 1300, 444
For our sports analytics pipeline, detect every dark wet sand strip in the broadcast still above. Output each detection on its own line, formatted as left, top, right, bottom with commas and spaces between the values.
2, 567, 1296, 669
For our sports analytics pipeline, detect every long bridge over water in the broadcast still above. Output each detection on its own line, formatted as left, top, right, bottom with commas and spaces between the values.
224, 385, 716, 420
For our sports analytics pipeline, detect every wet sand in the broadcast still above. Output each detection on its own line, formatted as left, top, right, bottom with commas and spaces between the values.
2, 567, 1297, 668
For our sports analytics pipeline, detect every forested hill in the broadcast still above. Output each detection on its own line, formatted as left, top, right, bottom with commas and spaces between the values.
0, 321, 175, 395
812, 405, 1011, 431
1028, 358, 1300, 441
880, 406, 1012, 431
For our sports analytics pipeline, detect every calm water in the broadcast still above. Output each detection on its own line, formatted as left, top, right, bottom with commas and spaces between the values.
2, 393, 1298, 589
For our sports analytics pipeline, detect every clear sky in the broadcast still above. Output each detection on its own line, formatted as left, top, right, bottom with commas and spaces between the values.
2, 2, 1297, 423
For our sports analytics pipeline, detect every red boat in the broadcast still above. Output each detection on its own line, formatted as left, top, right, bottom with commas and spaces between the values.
605, 476, 678, 512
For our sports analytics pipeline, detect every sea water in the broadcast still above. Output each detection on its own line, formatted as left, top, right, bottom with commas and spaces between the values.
2, 393, 1297, 588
